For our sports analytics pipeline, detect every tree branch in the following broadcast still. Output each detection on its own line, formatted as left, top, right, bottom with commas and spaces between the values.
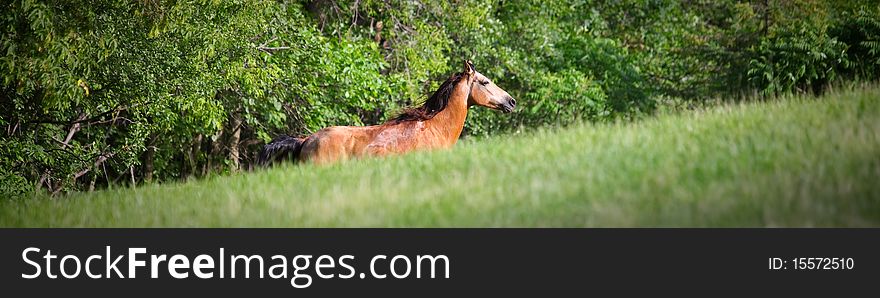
27, 101, 149, 126
61, 113, 87, 148
257, 46, 291, 54
256, 36, 290, 54
73, 152, 115, 180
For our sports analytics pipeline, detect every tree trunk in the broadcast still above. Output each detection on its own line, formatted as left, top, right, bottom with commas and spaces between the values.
228, 108, 242, 172
88, 170, 97, 192
206, 129, 224, 175
130, 165, 136, 187
143, 135, 157, 183
186, 134, 203, 179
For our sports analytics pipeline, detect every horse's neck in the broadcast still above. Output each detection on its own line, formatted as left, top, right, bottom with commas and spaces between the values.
426, 80, 469, 147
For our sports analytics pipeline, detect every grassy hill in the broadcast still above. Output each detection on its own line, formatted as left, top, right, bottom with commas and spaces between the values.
2, 86, 879, 227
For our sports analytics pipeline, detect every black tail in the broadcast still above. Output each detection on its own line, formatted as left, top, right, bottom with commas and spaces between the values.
258, 135, 305, 166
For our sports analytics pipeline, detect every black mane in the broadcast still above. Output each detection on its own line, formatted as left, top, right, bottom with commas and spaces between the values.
391, 72, 466, 122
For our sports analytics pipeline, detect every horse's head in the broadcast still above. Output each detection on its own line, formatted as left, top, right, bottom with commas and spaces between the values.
463, 60, 516, 113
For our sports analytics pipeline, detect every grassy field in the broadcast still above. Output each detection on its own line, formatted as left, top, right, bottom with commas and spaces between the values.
2, 87, 879, 227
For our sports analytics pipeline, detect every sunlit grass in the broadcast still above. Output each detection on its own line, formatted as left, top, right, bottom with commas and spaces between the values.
2, 86, 879, 227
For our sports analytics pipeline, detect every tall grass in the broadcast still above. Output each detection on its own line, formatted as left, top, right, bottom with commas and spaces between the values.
2, 86, 878, 227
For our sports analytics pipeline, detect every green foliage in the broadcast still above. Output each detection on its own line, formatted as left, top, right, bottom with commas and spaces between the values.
746, 0, 849, 95
558, 35, 649, 116
0, 0, 396, 195
831, 4, 880, 80
522, 69, 608, 125
304, 39, 394, 128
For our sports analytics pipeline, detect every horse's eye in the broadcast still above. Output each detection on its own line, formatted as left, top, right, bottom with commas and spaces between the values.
481, 80, 489, 85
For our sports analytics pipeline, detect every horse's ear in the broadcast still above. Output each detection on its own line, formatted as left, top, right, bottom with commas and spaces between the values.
464, 59, 475, 74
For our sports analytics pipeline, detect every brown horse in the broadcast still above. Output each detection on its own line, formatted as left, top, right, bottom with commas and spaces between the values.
258, 60, 516, 165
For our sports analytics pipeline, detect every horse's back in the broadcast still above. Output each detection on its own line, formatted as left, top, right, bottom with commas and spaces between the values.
300, 121, 441, 164
299, 125, 378, 164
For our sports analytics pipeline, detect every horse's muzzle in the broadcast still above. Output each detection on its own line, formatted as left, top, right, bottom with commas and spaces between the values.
501, 97, 516, 113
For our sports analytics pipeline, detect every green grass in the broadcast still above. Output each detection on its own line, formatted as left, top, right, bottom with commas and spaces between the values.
3, 87, 879, 227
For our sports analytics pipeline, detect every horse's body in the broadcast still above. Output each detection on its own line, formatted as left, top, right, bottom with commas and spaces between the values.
258, 60, 515, 165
